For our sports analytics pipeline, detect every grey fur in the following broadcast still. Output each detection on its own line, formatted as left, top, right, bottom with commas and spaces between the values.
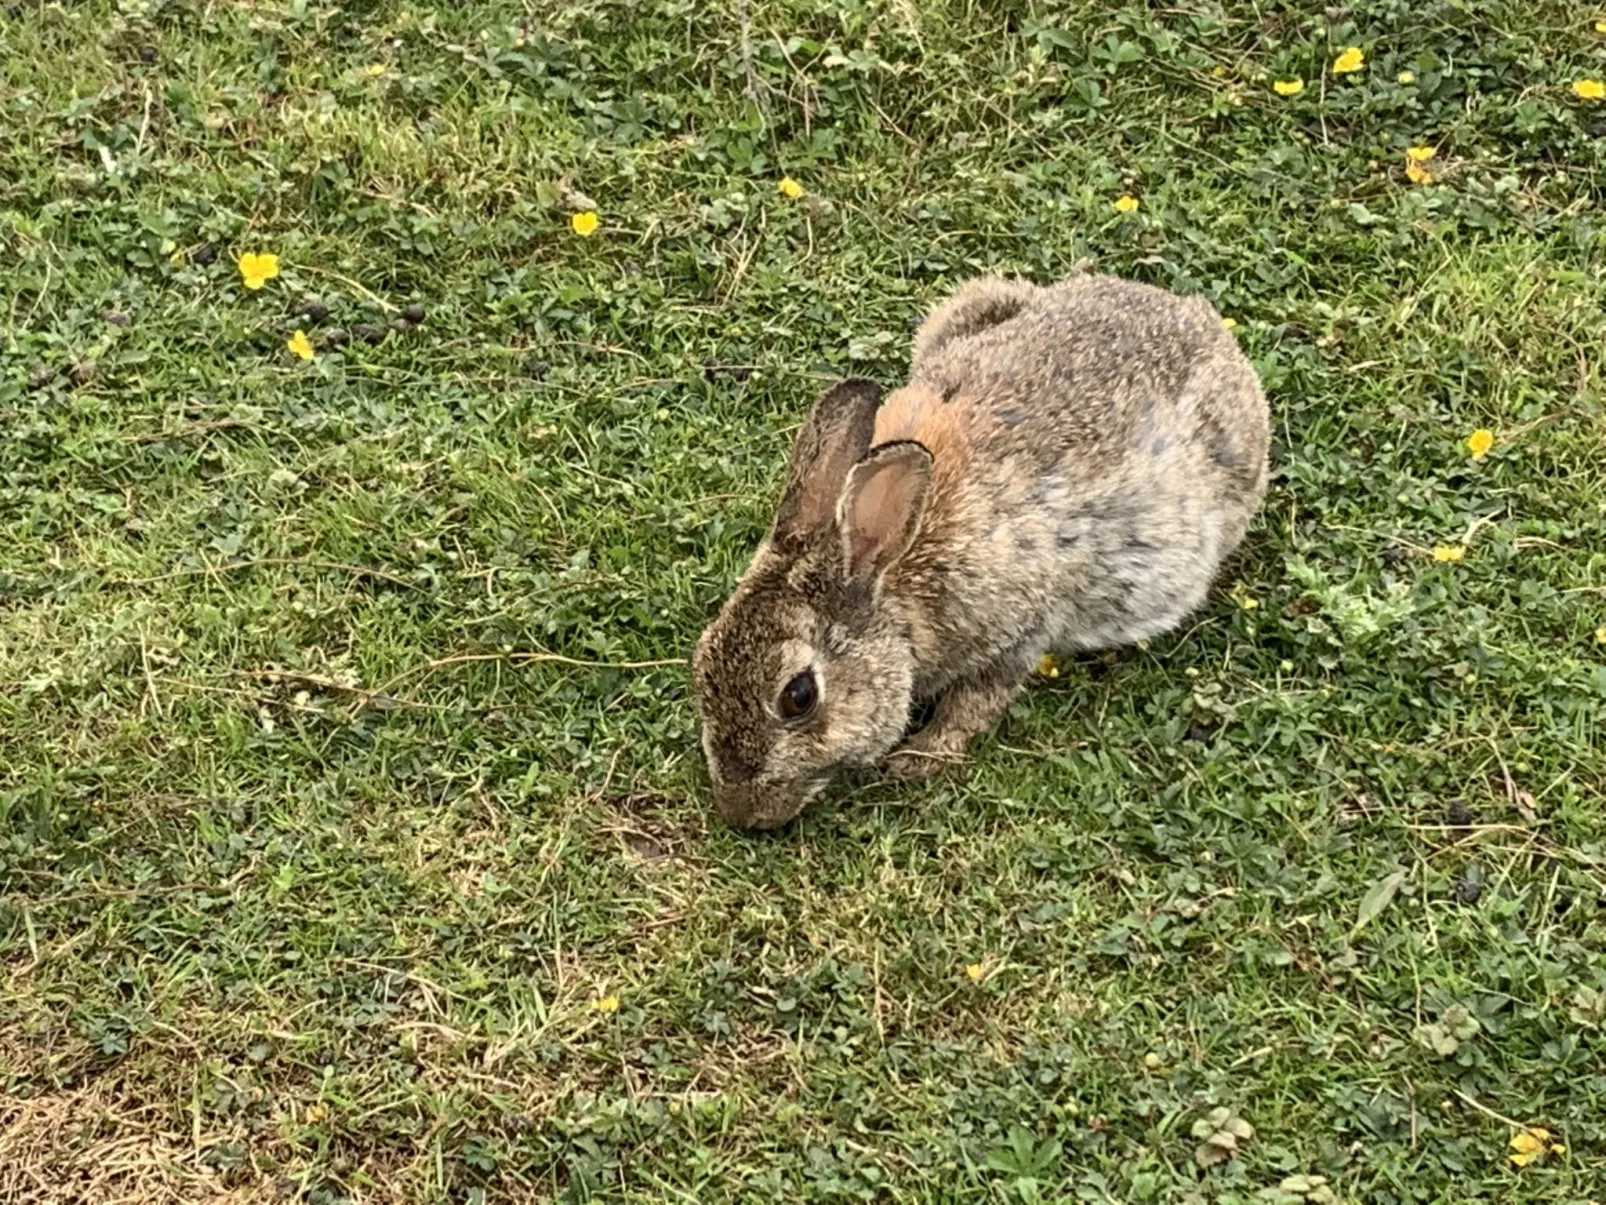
692, 275, 1270, 829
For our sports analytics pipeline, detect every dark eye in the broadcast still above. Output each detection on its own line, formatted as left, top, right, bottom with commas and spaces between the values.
778, 669, 818, 722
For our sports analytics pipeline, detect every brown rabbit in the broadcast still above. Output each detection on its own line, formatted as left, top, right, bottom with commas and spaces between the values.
692, 275, 1270, 829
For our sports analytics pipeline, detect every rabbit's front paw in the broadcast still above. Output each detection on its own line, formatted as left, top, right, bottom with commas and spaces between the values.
882, 675, 1019, 782
882, 741, 966, 781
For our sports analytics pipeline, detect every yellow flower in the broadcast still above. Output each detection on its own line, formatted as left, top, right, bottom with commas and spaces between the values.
1594, 625, 1606, 645
1222, 317, 1239, 332
1332, 47, 1365, 74
1572, 78, 1606, 99
363, 64, 387, 77
1596, 20, 1606, 33
1238, 595, 1260, 610
964, 962, 985, 983
237, 251, 280, 290
1142, 1052, 1163, 1070
1406, 160, 1433, 185
286, 329, 315, 362
1406, 146, 1437, 162
1432, 545, 1466, 563
305, 1103, 328, 1124
1113, 195, 1139, 213
1466, 428, 1494, 459
570, 211, 600, 237
1397, 70, 1416, 84
778, 176, 806, 199
1509, 1127, 1565, 1168
592, 994, 619, 1013
1273, 78, 1304, 96
1036, 654, 1060, 678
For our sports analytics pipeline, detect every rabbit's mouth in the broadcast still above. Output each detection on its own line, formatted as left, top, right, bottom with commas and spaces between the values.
712, 775, 829, 831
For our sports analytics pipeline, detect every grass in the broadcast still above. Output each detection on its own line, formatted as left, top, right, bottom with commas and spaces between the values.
2, 0, 1605, 1201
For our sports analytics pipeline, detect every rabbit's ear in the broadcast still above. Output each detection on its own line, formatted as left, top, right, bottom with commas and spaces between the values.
772, 379, 883, 553
837, 440, 932, 583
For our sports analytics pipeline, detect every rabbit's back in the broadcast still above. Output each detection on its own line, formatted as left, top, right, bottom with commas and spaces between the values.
914, 276, 1255, 471
878, 276, 1269, 689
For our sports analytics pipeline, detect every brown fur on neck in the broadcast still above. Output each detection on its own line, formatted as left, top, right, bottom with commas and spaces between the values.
871, 383, 972, 497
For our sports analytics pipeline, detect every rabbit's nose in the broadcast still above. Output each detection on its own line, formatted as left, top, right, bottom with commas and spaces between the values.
711, 783, 753, 829
713, 783, 793, 831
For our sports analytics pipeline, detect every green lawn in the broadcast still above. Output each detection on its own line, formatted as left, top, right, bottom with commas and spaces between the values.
3, 1, 1605, 1201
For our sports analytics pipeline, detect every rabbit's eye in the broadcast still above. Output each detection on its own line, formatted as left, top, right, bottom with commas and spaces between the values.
778, 669, 818, 722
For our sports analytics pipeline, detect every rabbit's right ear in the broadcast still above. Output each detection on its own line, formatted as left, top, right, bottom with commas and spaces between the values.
836, 440, 932, 585
771, 379, 883, 553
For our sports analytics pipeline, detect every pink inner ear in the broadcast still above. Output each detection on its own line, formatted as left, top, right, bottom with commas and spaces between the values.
847, 457, 922, 575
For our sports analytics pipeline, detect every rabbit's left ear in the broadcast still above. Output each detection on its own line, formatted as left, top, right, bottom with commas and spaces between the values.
771, 378, 883, 554
836, 440, 932, 584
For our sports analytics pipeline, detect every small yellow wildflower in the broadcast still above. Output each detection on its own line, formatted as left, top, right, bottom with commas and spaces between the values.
363, 64, 387, 77
592, 994, 620, 1013
1397, 70, 1416, 84
1238, 595, 1260, 610
1406, 160, 1433, 185
1572, 78, 1606, 99
1596, 20, 1606, 33
1036, 654, 1060, 678
305, 1103, 329, 1124
1594, 625, 1606, 645
570, 211, 600, 237
1406, 146, 1437, 162
1142, 1052, 1163, 1070
237, 251, 280, 290
778, 176, 806, 199
1509, 1127, 1565, 1168
1432, 545, 1466, 563
286, 329, 315, 362
964, 962, 985, 983
1466, 428, 1494, 459
1222, 317, 1239, 332
1273, 78, 1304, 96
1113, 195, 1139, 214
1333, 47, 1366, 74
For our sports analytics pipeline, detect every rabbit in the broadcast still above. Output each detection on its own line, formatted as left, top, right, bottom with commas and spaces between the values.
692, 274, 1270, 830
